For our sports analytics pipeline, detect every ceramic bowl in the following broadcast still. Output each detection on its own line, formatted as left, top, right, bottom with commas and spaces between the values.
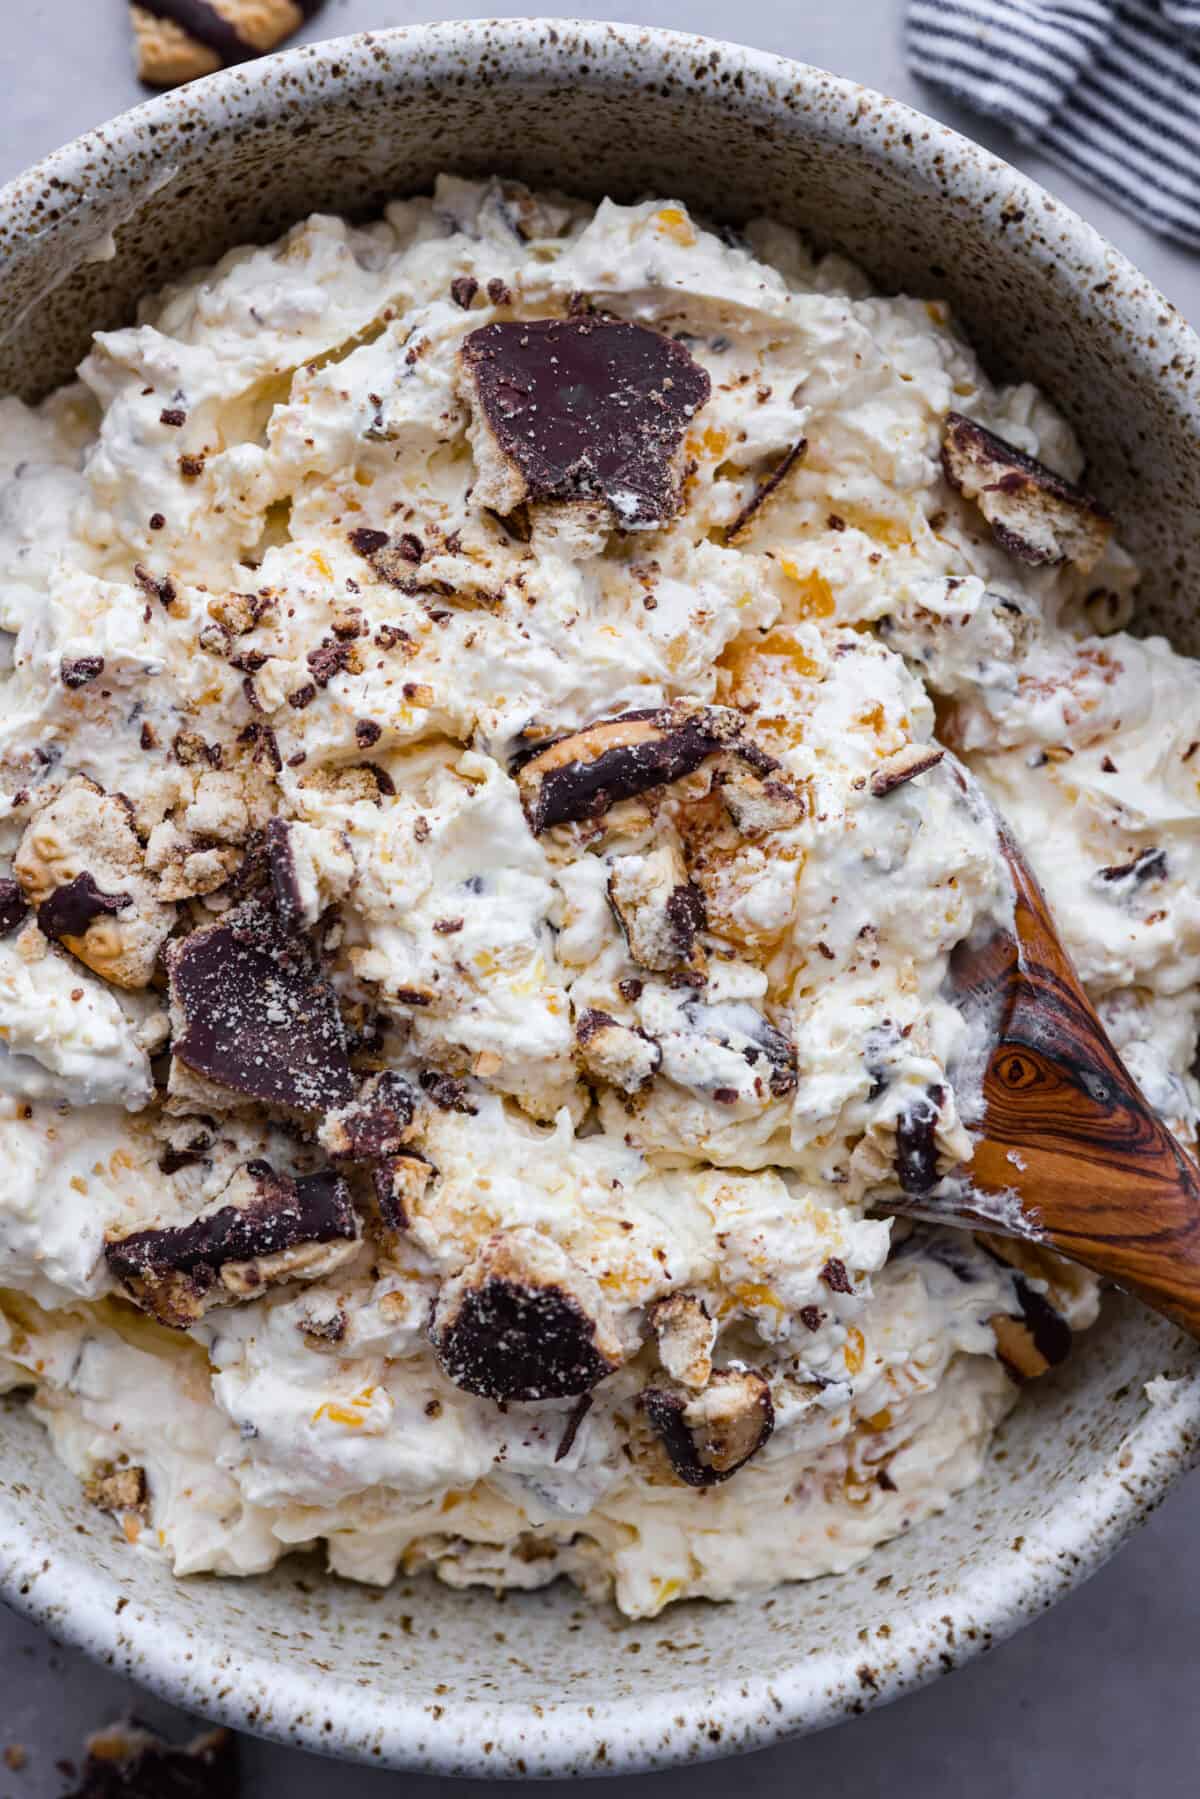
1, 19, 1198, 1777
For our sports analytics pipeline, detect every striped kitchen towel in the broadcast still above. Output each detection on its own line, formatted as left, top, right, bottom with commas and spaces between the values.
906, 1, 1200, 247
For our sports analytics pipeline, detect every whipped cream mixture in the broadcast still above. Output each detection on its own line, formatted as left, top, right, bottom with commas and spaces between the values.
0, 177, 1191, 1619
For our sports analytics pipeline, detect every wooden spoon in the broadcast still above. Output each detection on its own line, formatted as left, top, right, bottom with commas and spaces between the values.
894, 779, 1200, 1340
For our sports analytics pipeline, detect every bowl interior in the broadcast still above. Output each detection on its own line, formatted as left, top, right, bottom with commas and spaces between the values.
1, 19, 1199, 1776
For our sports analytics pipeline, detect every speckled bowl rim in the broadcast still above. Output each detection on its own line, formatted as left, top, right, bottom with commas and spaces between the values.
1, 17, 1199, 1777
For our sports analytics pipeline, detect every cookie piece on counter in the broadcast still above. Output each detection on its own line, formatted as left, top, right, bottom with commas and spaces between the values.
105, 1159, 359, 1326
130, 1, 325, 88
66, 1721, 237, 1798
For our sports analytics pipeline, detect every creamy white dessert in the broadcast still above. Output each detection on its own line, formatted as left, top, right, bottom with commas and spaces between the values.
0, 177, 1193, 1620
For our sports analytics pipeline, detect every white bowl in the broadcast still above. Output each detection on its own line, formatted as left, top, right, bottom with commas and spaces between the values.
1, 19, 1199, 1776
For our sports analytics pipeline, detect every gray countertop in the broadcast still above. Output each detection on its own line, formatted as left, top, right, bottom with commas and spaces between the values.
2, 3, 1198, 1794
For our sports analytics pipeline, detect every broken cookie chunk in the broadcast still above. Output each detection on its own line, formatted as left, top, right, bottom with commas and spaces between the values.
941, 411, 1112, 571
718, 758, 806, 835
105, 1160, 359, 1327
166, 898, 354, 1113
608, 843, 706, 974
980, 1237, 1076, 1383
990, 1276, 1073, 1383
14, 775, 175, 988
130, 0, 325, 89
83, 1464, 149, 1518
318, 1070, 417, 1162
575, 1008, 662, 1093
430, 1226, 624, 1401
647, 1292, 715, 1390
372, 1152, 435, 1234
639, 1367, 774, 1487
869, 742, 945, 797
458, 317, 710, 529
516, 703, 741, 833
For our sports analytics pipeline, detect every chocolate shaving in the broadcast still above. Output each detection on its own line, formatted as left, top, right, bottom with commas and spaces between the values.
307, 636, 353, 687
60, 656, 105, 689
0, 879, 29, 938
348, 526, 390, 558
1098, 847, 1167, 885
820, 1257, 854, 1295
461, 317, 710, 526
941, 412, 1112, 571
451, 275, 480, 310
554, 1393, 594, 1463
134, 563, 176, 608
167, 900, 354, 1112
724, 438, 807, 542
38, 872, 132, 942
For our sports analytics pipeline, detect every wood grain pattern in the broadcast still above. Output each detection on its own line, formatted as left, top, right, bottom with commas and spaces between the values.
939, 826, 1200, 1340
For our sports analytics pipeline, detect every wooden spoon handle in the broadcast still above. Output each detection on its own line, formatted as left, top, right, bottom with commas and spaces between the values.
951, 832, 1200, 1340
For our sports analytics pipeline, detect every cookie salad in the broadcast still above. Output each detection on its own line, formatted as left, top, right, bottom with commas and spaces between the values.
0, 177, 1190, 1620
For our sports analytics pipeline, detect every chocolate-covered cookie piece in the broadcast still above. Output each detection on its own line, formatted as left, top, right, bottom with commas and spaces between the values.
869, 742, 945, 797
990, 1278, 1073, 1382
895, 1082, 948, 1195
639, 1367, 774, 1487
38, 872, 133, 941
718, 759, 806, 834
14, 775, 175, 989
130, 1, 325, 89
166, 899, 354, 1113
980, 1237, 1075, 1383
608, 843, 706, 974
371, 1152, 435, 1234
318, 1070, 417, 1162
0, 879, 29, 939
459, 317, 710, 528
105, 1160, 359, 1327
516, 704, 741, 833
575, 1008, 662, 1094
430, 1227, 624, 1402
941, 412, 1112, 571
